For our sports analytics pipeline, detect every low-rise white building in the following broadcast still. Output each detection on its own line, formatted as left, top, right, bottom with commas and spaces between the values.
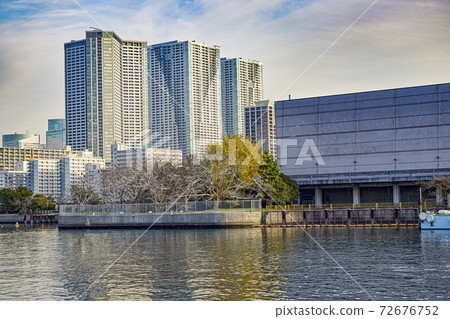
0, 146, 77, 171
60, 150, 105, 199
27, 150, 105, 199
0, 161, 28, 189
111, 144, 183, 172
28, 159, 60, 197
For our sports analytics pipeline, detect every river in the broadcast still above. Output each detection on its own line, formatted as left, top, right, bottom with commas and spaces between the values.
0, 225, 448, 300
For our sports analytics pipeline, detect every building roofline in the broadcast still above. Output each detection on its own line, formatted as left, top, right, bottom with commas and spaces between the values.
149, 40, 220, 49
221, 57, 262, 64
277, 82, 450, 102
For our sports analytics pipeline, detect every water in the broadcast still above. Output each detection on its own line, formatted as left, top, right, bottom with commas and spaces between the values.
0, 225, 448, 301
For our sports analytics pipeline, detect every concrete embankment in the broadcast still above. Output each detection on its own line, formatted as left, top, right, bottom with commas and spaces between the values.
0, 214, 29, 224
0, 214, 58, 224
58, 210, 262, 229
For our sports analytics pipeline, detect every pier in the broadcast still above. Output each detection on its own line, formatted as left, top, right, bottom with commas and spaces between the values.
260, 205, 419, 227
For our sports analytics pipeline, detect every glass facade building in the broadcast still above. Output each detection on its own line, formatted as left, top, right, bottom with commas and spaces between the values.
2, 133, 40, 149
46, 119, 66, 150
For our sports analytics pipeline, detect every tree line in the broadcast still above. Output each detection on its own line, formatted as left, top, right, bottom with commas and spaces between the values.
65, 135, 299, 208
0, 136, 299, 213
0, 186, 55, 214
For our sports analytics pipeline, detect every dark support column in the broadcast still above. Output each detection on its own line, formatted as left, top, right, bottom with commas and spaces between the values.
394, 208, 400, 225
347, 210, 352, 226
370, 208, 375, 225
282, 211, 286, 226
261, 211, 266, 225
324, 209, 328, 225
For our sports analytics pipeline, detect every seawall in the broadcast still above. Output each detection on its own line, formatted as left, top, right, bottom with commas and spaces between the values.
0, 214, 58, 224
0, 214, 27, 224
58, 210, 262, 229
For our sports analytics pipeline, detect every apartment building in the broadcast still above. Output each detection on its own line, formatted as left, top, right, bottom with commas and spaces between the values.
148, 40, 222, 158
221, 58, 263, 136
65, 30, 148, 162
244, 100, 276, 158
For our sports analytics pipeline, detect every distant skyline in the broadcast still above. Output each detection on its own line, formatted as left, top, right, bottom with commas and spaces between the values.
1, 0, 449, 140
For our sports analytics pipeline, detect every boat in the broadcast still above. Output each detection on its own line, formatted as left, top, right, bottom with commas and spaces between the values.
419, 210, 450, 230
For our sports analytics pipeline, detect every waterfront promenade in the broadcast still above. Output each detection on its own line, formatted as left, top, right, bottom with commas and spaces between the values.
54, 200, 424, 229
58, 200, 262, 229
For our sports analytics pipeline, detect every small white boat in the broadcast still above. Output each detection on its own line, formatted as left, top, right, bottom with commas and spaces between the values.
419, 210, 450, 230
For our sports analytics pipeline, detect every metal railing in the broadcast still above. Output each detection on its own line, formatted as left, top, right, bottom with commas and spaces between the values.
33, 210, 57, 215
60, 200, 261, 215
262, 207, 419, 226
266, 201, 446, 211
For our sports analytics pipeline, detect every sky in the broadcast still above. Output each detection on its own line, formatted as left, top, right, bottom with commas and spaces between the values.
0, 0, 449, 141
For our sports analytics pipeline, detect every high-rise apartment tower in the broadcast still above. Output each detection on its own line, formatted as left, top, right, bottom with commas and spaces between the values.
148, 40, 222, 158
221, 58, 263, 136
65, 30, 148, 162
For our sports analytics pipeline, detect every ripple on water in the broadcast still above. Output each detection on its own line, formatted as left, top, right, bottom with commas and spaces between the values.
0, 226, 449, 300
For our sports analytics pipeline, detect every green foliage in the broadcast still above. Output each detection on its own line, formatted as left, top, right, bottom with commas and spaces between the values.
258, 151, 299, 205
31, 194, 56, 211
258, 150, 280, 181
0, 187, 56, 214
274, 173, 299, 205
16, 186, 33, 213
0, 188, 20, 214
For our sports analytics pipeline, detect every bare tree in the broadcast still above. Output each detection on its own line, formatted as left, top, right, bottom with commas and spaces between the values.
418, 175, 450, 207
201, 159, 256, 203
66, 176, 101, 212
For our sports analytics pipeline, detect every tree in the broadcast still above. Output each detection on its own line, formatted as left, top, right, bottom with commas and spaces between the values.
418, 175, 450, 206
16, 186, 33, 214
31, 194, 56, 212
258, 151, 299, 204
205, 135, 262, 201
69, 181, 102, 213
0, 188, 20, 214
46, 195, 56, 210
275, 173, 299, 205
177, 156, 208, 203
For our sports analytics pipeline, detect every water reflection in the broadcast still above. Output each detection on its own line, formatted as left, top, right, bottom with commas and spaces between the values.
0, 226, 448, 300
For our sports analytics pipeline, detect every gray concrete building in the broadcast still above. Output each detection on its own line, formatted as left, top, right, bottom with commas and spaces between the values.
275, 83, 450, 206
245, 100, 276, 158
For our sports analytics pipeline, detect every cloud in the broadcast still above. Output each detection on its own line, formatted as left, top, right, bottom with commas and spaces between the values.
0, 0, 449, 141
